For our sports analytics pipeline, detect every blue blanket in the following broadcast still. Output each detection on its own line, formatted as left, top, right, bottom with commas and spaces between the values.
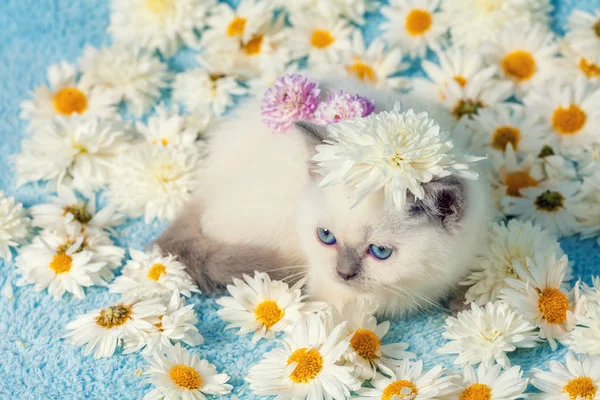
1, 0, 599, 399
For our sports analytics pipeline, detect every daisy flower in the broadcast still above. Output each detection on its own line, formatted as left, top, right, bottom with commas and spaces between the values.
0, 191, 30, 261
353, 359, 458, 399
64, 297, 166, 359
109, 246, 199, 300
14, 116, 132, 194
313, 106, 484, 211
438, 301, 539, 367
261, 74, 320, 132
245, 313, 361, 399
216, 271, 326, 342
530, 352, 600, 400
105, 143, 201, 223
136, 104, 198, 148
500, 253, 586, 350
314, 90, 375, 125
569, 305, 600, 356
524, 78, 600, 150
76, 229, 126, 286
78, 45, 170, 117
143, 343, 232, 400
582, 276, 600, 308
462, 219, 564, 305
201, 0, 273, 45
558, 42, 600, 84
172, 68, 247, 116
501, 181, 582, 238
20, 62, 119, 131
565, 9, 600, 61
380, 0, 448, 59
109, 0, 216, 57
454, 363, 528, 400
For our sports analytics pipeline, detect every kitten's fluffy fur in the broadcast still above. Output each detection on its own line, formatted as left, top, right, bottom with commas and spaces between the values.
156, 78, 491, 317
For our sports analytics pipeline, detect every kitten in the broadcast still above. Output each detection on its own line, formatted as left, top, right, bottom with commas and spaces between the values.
155, 78, 491, 317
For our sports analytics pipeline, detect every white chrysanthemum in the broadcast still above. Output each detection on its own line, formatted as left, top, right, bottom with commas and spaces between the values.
530, 352, 600, 400
558, 43, 600, 85
500, 253, 586, 350
64, 297, 165, 359
438, 301, 539, 367
565, 9, 600, 61
380, 0, 448, 59
201, 0, 273, 45
216, 271, 326, 342
313, 106, 484, 211
462, 219, 563, 305
143, 343, 232, 400
524, 78, 600, 150
582, 276, 600, 308
454, 363, 528, 400
172, 69, 247, 116
20, 62, 119, 132
0, 191, 30, 261
14, 116, 132, 194
246, 313, 361, 399
78, 45, 170, 117
440, 0, 551, 49
105, 143, 201, 223
76, 229, 125, 286
569, 305, 600, 356
332, 297, 415, 380
109, 0, 216, 57
136, 104, 198, 148
354, 359, 458, 400
109, 245, 199, 300
501, 181, 582, 238
30, 185, 123, 236
124, 293, 203, 355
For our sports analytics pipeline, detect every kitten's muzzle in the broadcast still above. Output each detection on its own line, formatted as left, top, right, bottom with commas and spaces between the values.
336, 247, 362, 281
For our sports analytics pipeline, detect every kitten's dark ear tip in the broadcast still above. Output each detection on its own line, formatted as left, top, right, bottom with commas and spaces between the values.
412, 176, 467, 228
295, 120, 329, 143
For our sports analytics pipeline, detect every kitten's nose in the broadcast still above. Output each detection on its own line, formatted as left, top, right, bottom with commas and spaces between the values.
337, 269, 358, 281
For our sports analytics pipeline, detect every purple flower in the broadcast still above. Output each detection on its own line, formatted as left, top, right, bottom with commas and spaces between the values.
314, 90, 375, 125
261, 74, 321, 132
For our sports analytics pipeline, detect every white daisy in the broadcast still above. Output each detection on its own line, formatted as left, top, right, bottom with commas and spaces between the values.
333, 297, 415, 380
216, 271, 326, 342
454, 363, 528, 400
569, 305, 600, 357
283, 0, 376, 25
78, 45, 170, 117
136, 104, 198, 148
558, 42, 600, 84
109, 245, 199, 300
565, 9, 600, 61
582, 276, 600, 308
462, 219, 564, 305
313, 106, 484, 211
108, 0, 216, 57
201, 0, 273, 45
105, 142, 201, 223
530, 352, 600, 400
380, 0, 448, 59
245, 313, 361, 399
64, 297, 165, 359
14, 116, 132, 195
20, 62, 119, 131
0, 191, 30, 261
143, 343, 232, 400
501, 181, 582, 238
330, 0, 377, 25
500, 253, 586, 350
76, 229, 126, 286
524, 78, 600, 150
354, 359, 458, 400
438, 301, 539, 367
172, 68, 247, 116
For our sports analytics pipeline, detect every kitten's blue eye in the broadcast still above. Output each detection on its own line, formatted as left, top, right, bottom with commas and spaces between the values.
369, 244, 393, 260
317, 228, 337, 245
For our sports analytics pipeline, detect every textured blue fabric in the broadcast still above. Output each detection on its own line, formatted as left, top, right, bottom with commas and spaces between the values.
1, 0, 600, 399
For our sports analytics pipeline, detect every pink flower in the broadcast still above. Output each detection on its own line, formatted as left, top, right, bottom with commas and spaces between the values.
314, 90, 375, 125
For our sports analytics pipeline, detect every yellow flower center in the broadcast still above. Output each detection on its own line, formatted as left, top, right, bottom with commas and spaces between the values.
287, 348, 323, 383
563, 376, 597, 400
538, 287, 569, 324
311, 29, 335, 49
502, 50, 536, 82
382, 380, 418, 400
350, 328, 381, 360
534, 190, 565, 212
145, 0, 175, 15
453, 75, 467, 87
552, 104, 587, 135
460, 383, 492, 400
243, 34, 264, 55
152, 138, 169, 146
579, 58, 600, 78
504, 171, 538, 197
153, 163, 180, 183
53, 87, 88, 116
49, 252, 73, 274
227, 16, 247, 37
405, 9, 432, 36
492, 126, 521, 151
254, 300, 284, 329
63, 204, 93, 223
347, 61, 376, 83
95, 304, 132, 329
169, 364, 203, 390
147, 263, 167, 281
453, 99, 485, 120
594, 20, 600, 38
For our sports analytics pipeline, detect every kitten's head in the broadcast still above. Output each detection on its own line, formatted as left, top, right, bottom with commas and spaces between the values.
294, 121, 488, 316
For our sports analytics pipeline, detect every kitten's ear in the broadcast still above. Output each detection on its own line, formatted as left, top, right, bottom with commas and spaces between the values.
295, 120, 329, 144
411, 176, 467, 228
